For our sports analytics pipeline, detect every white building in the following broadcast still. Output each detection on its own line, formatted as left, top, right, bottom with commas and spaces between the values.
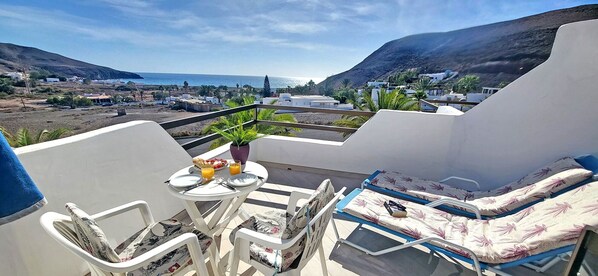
366, 82, 389, 106
205, 96, 220, 104
2, 72, 23, 80
419, 70, 457, 83
481, 87, 501, 95
419, 73, 446, 83
465, 87, 502, 103
404, 88, 445, 100
367, 81, 388, 88
261, 93, 352, 110
45, 78, 60, 83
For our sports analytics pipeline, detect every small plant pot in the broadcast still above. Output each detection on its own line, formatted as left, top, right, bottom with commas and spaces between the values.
230, 144, 250, 165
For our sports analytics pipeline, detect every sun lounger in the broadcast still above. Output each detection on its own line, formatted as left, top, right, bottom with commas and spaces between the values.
333, 181, 598, 276
363, 156, 598, 218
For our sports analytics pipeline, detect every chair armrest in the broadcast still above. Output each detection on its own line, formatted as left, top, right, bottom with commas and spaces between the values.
91, 200, 155, 227
86, 233, 204, 273
426, 198, 481, 219
438, 176, 481, 190
286, 191, 312, 215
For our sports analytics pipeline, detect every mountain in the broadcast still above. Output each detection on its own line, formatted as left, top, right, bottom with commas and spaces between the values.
0, 43, 142, 80
319, 5, 598, 89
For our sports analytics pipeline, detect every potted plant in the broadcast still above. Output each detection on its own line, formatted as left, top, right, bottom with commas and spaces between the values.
212, 122, 258, 165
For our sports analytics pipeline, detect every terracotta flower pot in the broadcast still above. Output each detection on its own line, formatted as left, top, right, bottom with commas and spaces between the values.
230, 144, 250, 165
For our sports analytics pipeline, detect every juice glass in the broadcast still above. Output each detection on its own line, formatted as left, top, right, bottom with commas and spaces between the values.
229, 160, 241, 175
201, 165, 215, 181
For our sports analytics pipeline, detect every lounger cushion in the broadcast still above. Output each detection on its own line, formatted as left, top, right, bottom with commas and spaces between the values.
370, 157, 592, 216
229, 179, 335, 272
115, 219, 213, 276
342, 183, 598, 264
65, 203, 121, 263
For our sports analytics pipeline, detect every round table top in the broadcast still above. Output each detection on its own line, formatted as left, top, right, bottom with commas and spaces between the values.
167, 161, 268, 201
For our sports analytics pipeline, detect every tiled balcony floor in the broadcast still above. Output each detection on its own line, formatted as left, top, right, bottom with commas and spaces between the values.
192, 162, 571, 276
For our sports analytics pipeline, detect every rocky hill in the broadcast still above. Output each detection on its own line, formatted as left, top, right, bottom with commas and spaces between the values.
319, 5, 598, 89
0, 43, 142, 80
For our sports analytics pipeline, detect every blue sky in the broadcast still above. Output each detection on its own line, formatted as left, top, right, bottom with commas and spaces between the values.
0, 0, 595, 79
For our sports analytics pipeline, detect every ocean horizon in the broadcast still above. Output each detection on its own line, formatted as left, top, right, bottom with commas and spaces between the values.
112, 72, 324, 89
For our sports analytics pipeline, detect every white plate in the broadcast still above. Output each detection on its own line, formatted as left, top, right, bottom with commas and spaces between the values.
227, 173, 258, 187
169, 174, 202, 188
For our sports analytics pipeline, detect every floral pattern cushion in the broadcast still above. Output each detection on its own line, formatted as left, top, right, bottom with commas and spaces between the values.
65, 203, 121, 263
369, 157, 593, 216
229, 179, 335, 272
229, 210, 304, 272
342, 184, 598, 264
114, 219, 213, 276
283, 179, 335, 239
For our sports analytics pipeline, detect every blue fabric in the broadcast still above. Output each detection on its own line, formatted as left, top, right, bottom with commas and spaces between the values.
0, 133, 46, 225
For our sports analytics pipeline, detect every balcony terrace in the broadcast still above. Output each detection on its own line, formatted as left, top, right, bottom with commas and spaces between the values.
1, 19, 598, 276
209, 163, 570, 276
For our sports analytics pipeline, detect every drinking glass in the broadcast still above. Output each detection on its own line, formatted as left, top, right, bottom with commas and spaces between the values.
201, 165, 215, 181
229, 160, 241, 175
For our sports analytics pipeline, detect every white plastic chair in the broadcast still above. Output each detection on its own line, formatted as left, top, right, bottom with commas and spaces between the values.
228, 186, 346, 276
40, 200, 219, 276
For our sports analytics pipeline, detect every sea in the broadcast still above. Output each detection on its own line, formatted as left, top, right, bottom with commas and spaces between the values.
111, 72, 324, 89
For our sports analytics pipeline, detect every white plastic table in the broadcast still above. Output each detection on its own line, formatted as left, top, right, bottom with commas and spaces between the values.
167, 161, 268, 237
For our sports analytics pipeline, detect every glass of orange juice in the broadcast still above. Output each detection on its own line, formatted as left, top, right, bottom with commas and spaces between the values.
229, 160, 241, 175
201, 165, 215, 181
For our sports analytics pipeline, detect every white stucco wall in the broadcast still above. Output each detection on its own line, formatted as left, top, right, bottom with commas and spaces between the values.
255, 19, 598, 189
256, 111, 457, 180
0, 121, 192, 276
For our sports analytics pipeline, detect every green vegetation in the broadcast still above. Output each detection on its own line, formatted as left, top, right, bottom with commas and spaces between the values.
46, 93, 92, 108
263, 75, 271, 97
212, 121, 258, 147
389, 70, 418, 85
0, 126, 69, 147
455, 74, 480, 94
0, 77, 15, 94
203, 96, 299, 149
34, 86, 62, 94
333, 88, 418, 135
333, 88, 357, 104
413, 77, 433, 100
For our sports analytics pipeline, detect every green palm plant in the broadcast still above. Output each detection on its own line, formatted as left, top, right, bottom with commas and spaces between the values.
212, 119, 258, 147
334, 88, 417, 136
412, 91, 428, 101
0, 126, 69, 147
456, 75, 480, 94
204, 96, 300, 149
413, 77, 433, 92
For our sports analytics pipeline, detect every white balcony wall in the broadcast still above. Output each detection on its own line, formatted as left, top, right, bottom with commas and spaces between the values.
0, 121, 191, 276
255, 19, 598, 190
256, 111, 457, 181
448, 19, 598, 188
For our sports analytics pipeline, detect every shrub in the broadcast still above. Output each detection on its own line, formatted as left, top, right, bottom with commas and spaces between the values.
74, 97, 93, 107
0, 78, 15, 93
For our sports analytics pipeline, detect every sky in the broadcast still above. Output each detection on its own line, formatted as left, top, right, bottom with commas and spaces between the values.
0, 0, 596, 79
